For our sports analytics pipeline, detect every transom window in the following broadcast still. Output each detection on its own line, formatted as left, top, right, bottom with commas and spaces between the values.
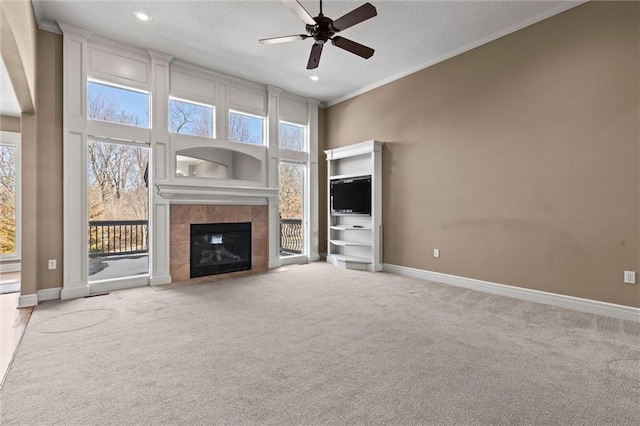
229, 110, 264, 145
88, 81, 150, 128
169, 98, 215, 138
279, 121, 306, 152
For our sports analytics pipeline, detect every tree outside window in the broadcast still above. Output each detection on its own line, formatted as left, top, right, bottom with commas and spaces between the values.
0, 145, 16, 255
279, 122, 305, 151
169, 99, 214, 138
279, 163, 305, 221
88, 81, 149, 128
229, 111, 263, 145
87, 82, 149, 223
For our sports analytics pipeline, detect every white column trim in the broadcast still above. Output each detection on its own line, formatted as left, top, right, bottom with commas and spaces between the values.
148, 49, 173, 287
60, 23, 91, 300
266, 86, 282, 269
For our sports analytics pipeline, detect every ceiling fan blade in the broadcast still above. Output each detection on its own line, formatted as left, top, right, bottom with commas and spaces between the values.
259, 34, 308, 45
331, 3, 377, 32
307, 43, 323, 69
331, 36, 374, 59
282, 0, 316, 26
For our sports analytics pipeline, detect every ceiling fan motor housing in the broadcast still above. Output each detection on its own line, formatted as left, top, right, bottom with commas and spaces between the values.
306, 15, 336, 44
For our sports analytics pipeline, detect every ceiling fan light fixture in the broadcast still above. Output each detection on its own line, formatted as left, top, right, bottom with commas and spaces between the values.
132, 10, 152, 22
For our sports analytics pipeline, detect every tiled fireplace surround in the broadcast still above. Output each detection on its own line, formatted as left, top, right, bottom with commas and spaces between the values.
169, 204, 269, 283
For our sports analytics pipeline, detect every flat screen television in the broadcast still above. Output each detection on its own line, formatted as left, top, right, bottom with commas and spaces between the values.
330, 175, 371, 215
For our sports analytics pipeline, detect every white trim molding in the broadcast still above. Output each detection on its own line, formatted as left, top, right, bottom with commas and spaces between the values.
0, 262, 20, 273
16, 288, 62, 308
61, 286, 90, 300
17, 293, 37, 308
89, 276, 149, 295
383, 263, 640, 323
38, 287, 62, 302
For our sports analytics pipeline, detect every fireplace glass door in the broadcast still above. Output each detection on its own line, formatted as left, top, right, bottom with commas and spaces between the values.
190, 223, 251, 278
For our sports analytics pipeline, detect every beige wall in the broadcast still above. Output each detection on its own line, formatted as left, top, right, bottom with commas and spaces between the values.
35, 29, 63, 290
1, 0, 63, 296
324, 2, 639, 307
0, 115, 20, 132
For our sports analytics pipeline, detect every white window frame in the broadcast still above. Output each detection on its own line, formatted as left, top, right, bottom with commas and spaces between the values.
0, 131, 21, 263
168, 96, 216, 139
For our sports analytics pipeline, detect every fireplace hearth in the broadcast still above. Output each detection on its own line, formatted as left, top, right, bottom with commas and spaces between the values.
190, 222, 251, 278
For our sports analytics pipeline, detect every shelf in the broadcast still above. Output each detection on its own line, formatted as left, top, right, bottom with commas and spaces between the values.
330, 225, 372, 231
330, 239, 372, 247
329, 173, 371, 181
325, 140, 382, 272
329, 254, 371, 264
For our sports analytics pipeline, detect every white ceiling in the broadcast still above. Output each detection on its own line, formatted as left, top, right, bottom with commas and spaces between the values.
32, 0, 582, 105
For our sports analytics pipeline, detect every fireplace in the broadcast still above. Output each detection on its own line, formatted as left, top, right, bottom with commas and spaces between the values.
190, 222, 251, 278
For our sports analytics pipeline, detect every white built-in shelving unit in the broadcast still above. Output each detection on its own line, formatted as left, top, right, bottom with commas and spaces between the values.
324, 140, 382, 271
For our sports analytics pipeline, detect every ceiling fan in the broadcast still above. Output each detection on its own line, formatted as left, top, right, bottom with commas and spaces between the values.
259, 0, 377, 69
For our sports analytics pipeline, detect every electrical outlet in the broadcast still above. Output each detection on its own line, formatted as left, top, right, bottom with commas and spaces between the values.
624, 271, 636, 284
48, 259, 57, 270
433, 249, 440, 258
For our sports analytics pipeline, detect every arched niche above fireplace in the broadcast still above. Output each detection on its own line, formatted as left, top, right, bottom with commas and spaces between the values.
175, 146, 262, 182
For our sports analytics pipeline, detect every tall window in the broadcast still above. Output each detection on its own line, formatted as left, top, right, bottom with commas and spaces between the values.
0, 136, 19, 257
88, 81, 150, 128
229, 110, 264, 145
88, 140, 149, 281
279, 162, 305, 257
279, 121, 305, 152
169, 98, 215, 138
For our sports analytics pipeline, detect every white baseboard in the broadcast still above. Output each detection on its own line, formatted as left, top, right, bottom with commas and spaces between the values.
0, 262, 21, 273
60, 285, 90, 300
89, 276, 149, 294
383, 263, 640, 323
269, 259, 282, 269
38, 287, 62, 302
280, 255, 310, 266
17, 293, 37, 308
150, 275, 172, 286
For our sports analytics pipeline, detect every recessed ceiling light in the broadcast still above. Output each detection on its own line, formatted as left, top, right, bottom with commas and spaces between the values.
309, 75, 320, 81
132, 10, 152, 22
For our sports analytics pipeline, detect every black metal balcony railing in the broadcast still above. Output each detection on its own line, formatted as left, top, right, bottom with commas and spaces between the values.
89, 220, 148, 258
89, 219, 301, 258
280, 218, 302, 255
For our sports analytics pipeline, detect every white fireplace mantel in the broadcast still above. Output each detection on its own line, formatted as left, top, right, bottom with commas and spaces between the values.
156, 183, 278, 204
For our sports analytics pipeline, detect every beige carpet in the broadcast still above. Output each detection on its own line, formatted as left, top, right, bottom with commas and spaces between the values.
1, 262, 639, 424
